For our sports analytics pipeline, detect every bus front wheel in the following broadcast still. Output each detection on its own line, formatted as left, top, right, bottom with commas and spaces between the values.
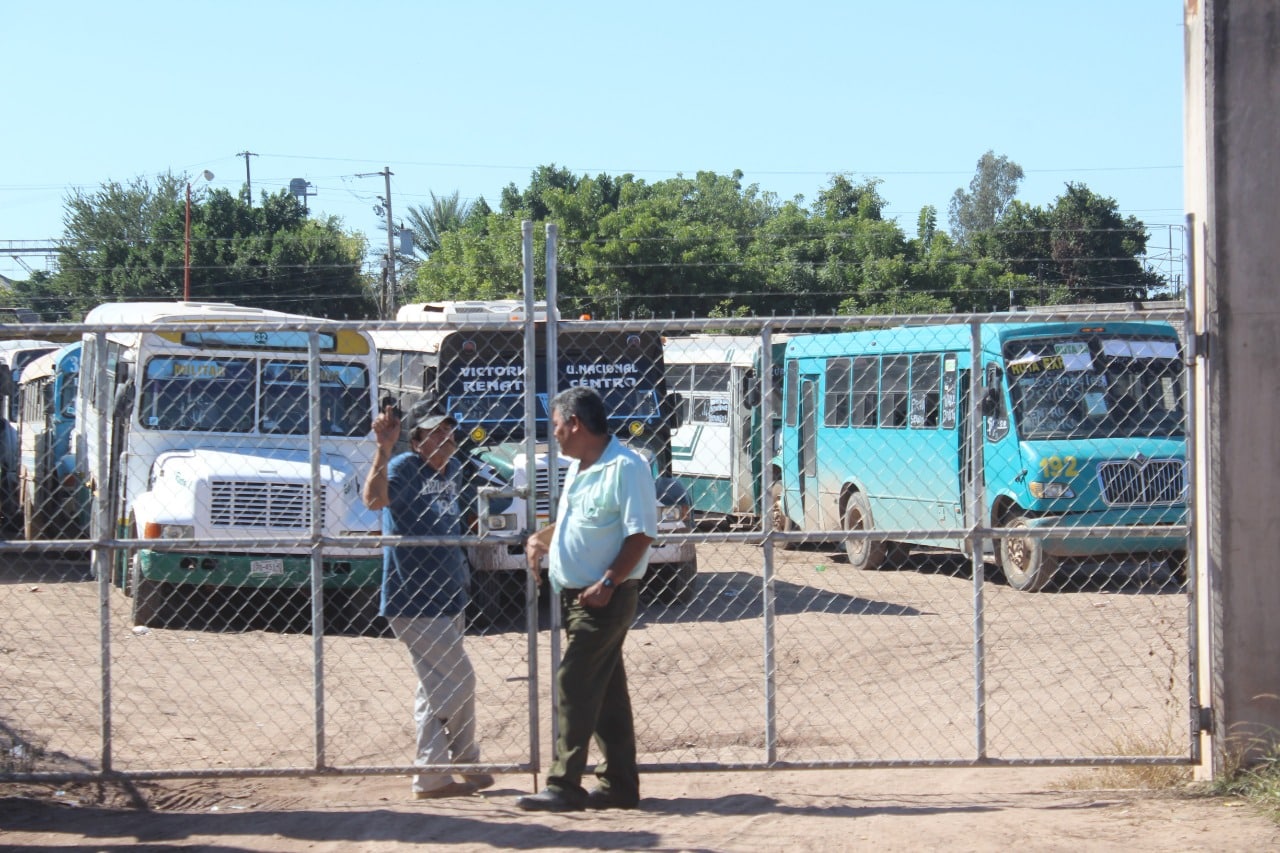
767, 480, 795, 548
842, 491, 887, 572
130, 554, 167, 627
997, 513, 1058, 592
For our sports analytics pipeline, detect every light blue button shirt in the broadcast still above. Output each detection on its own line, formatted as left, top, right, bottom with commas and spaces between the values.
549, 437, 658, 592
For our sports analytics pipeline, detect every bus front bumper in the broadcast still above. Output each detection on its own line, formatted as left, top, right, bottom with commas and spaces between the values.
1014, 507, 1189, 557
137, 550, 382, 589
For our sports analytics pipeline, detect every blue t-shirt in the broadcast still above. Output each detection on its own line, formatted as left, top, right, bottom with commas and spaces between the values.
549, 437, 658, 592
381, 452, 470, 618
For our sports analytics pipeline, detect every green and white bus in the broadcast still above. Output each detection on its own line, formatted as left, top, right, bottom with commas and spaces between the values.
664, 334, 786, 529
76, 302, 382, 628
776, 320, 1188, 591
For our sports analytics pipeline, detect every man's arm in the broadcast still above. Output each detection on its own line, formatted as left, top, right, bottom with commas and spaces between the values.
363, 405, 401, 511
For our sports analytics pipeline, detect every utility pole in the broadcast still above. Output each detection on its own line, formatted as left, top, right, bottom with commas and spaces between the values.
238, 151, 258, 205
357, 167, 397, 319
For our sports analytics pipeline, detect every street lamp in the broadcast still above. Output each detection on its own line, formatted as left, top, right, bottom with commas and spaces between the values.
184, 170, 215, 301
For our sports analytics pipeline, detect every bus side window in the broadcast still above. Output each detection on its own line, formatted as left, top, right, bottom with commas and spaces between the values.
823, 357, 851, 427
910, 354, 941, 429
880, 356, 910, 428
852, 356, 878, 427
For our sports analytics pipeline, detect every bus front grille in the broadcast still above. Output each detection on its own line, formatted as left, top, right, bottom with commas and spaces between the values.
534, 464, 570, 516
210, 480, 325, 528
1097, 459, 1185, 506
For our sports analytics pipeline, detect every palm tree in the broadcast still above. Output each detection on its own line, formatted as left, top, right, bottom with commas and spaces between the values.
405, 190, 473, 258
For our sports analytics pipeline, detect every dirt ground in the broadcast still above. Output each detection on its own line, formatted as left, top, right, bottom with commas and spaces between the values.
3, 767, 1279, 851
3, 547, 1279, 850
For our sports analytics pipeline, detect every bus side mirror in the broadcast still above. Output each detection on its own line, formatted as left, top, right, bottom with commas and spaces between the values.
662, 392, 685, 431
743, 368, 761, 409
0, 365, 11, 401
981, 364, 1004, 417
980, 388, 999, 417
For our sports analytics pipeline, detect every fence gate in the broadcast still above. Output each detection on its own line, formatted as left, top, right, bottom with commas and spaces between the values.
1, 305, 1198, 785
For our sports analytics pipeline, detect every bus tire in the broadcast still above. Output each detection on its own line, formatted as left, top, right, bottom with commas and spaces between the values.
767, 480, 796, 549
1170, 550, 1190, 586
468, 571, 524, 630
646, 558, 698, 605
997, 512, 1058, 592
842, 491, 887, 572
130, 557, 167, 628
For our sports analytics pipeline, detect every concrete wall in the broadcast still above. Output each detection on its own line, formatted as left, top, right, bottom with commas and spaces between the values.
1186, 0, 1280, 773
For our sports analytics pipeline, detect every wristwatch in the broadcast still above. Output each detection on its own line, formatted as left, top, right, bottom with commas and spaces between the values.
600, 576, 615, 589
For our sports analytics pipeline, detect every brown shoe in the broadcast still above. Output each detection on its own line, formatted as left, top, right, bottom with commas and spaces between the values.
412, 780, 477, 799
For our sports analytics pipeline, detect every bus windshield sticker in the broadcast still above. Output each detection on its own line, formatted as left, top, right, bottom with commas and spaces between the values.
1102, 339, 1179, 359
1053, 341, 1093, 371
1007, 353, 1066, 375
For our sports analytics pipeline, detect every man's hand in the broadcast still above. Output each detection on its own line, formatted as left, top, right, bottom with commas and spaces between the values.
371, 404, 402, 452
524, 525, 554, 587
577, 580, 614, 608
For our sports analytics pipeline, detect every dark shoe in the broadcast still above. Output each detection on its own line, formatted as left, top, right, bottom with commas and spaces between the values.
585, 787, 639, 810
463, 773, 495, 791
516, 787, 586, 812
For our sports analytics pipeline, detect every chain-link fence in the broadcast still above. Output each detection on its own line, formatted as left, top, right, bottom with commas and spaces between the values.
0, 302, 1197, 784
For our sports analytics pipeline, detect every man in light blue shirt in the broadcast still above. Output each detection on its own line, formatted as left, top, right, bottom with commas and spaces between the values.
518, 387, 657, 812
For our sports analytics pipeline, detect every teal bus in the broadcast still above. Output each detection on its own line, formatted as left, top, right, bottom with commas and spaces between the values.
775, 321, 1187, 591
17, 342, 90, 541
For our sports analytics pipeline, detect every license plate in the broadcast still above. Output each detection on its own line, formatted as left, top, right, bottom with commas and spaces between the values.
250, 559, 285, 576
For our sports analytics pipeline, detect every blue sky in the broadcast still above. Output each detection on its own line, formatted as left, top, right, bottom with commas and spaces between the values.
1, 1, 1186, 281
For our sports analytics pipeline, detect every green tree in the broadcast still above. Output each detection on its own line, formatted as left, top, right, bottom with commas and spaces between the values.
39, 173, 374, 321
948, 151, 1025, 246
405, 190, 474, 257
991, 183, 1161, 304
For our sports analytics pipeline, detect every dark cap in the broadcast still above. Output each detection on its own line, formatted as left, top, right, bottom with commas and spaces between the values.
402, 393, 457, 433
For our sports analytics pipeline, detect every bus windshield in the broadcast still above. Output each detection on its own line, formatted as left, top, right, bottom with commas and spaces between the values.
140, 356, 370, 436
1003, 335, 1184, 440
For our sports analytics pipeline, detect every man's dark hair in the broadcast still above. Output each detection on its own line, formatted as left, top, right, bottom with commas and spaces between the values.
551, 386, 609, 435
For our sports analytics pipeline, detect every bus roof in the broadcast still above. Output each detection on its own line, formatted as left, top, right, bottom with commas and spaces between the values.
83, 301, 320, 326
82, 302, 372, 356
396, 300, 559, 323
785, 321, 1180, 360
0, 339, 60, 359
663, 334, 764, 368
18, 342, 81, 384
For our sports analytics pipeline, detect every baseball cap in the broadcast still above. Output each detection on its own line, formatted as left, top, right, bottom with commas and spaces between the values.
402, 392, 457, 433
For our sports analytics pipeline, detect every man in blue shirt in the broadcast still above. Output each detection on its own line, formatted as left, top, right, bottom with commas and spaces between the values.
517, 386, 657, 812
363, 393, 494, 799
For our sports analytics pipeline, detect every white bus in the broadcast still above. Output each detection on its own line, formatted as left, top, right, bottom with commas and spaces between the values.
76, 302, 382, 629
0, 339, 61, 531
664, 334, 786, 529
373, 301, 698, 622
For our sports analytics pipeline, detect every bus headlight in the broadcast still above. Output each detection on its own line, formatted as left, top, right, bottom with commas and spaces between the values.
485, 513, 518, 532
1029, 482, 1074, 499
143, 523, 194, 539
660, 503, 690, 525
